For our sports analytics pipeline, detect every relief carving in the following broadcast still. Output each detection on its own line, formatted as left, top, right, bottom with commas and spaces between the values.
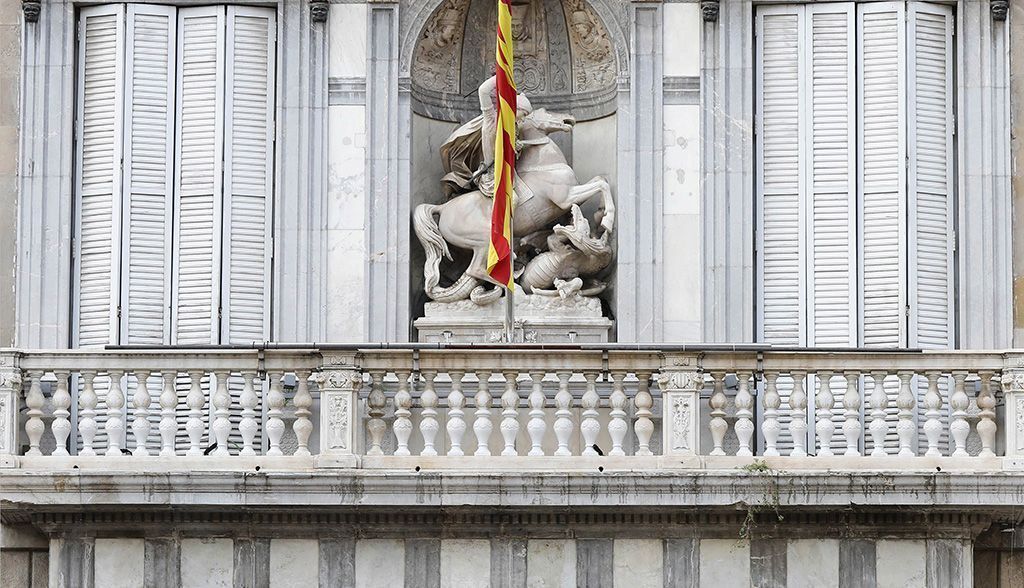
327, 394, 350, 450
672, 395, 692, 451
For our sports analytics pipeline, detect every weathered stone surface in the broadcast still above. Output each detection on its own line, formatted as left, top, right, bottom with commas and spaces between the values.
699, 539, 749, 588
180, 538, 232, 588
526, 539, 575, 588
94, 539, 143, 588
270, 539, 318, 587
355, 539, 405, 588
876, 540, 926, 588
613, 539, 662, 588
787, 539, 838, 588
575, 539, 612, 588
440, 539, 490, 587
405, 539, 441, 588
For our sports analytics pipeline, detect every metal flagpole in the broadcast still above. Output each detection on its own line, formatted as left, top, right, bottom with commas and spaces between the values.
505, 213, 514, 343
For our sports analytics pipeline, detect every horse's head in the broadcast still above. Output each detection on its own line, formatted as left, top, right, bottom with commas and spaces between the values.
526, 108, 576, 135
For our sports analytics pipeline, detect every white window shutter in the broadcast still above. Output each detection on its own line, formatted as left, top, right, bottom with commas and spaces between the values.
172, 6, 225, 346
120, 5, 176, 346
907, 2, 955, 351
858, 2, 908, 350
221, 6, 276, 346
756, 6, 805, 349
74, 5, 125, 350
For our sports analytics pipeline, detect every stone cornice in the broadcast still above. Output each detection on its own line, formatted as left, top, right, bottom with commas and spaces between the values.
4, 469, 1024, 517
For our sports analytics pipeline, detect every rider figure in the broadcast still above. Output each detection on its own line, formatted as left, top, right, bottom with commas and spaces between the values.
476, 74, 532, 198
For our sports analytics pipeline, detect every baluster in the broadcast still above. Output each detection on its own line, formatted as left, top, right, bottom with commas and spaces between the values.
734, 371, 754, 457
366, 371, 386, 456
159, 372, 177, 456
419, 371, 439, 456
473, 371, 493, 456
293, 370, 313, 457
239, 371, 259, 456
608, 371, 627, 456
976, 371, 997, 457
266, 371, 286, 456
500, 371, 520, 456
949, 371, 969, 457
106, 370, 126, 456
761, 372, 781, 457
185, 370, 205, 456
896, 371, 916, 457
79, 370, 99, 456
842, 371, 862, 456
923, 371, 943, 457
553, 371, 573, 456
708, 372, 728, 456
868, 372, 889, 456
581, 372, 600, 456
446, 371, 467, 456
131, 371, 152, 456
211, 371, 231, 456
24, 371, 44, 456
393, 371, 413, 456
527, 372, 546, 456
633, 373, 654, 456
49, 371, 71, 457
789, 372, 808, 457
814, 371, 835, 457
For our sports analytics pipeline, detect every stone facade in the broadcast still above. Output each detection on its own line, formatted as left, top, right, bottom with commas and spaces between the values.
2, 0, 1024, 587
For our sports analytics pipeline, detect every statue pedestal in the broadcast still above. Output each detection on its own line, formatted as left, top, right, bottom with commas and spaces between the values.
414, 292, 613, 343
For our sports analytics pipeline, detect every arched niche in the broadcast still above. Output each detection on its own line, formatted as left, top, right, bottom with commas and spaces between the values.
405, 0, 626, 331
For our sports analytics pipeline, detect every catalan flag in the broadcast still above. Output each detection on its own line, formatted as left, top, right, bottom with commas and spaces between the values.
486, 0, 517, 290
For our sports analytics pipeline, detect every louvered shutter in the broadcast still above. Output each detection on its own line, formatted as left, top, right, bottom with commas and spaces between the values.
858, 2, 907, 350
172, 6, 225, 347
74, 5, 126, 453
222, 6, 275, 346
756, 6, 805, 350
908, 3, 955, 453
74, 5, 124, 350
120, 4, 178, 452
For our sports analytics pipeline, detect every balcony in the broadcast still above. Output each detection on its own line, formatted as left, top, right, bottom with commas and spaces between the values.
1, 346, 1023, 516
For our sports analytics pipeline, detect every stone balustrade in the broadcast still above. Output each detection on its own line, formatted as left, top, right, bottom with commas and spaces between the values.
1, 347, 1022, 468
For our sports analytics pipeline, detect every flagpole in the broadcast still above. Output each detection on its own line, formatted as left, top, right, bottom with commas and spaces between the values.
505, 212, 515, 343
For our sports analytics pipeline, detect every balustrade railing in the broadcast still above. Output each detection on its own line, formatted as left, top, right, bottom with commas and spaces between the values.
1, 347, 1021, 468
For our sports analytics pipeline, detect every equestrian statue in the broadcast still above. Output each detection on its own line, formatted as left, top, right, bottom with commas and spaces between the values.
413, 75, 615, 306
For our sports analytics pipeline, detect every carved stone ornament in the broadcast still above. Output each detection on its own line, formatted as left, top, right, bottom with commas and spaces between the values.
23, 0, 41, 23
671, 395, 692, 451
413, 76, 615, 314
310, 1, 329, 23
1001, 372, 1024, 393
992, 0, 1008, 22
327, 394, 350, 450
316, 370, 363, 391
701, 0, 719, 23
657, 371, 704, 392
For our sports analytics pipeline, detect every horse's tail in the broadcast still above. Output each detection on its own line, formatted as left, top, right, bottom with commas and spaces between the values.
413, 203, 452, 296
413, 203, 480, 303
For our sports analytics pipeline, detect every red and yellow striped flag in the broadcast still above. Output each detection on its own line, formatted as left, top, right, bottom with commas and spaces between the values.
486, 0, 517, 289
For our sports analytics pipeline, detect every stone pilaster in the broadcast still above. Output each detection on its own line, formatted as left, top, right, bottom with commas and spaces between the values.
0, 350, 20, 465
1002, 354, 1024, 458
616, 1, 664, 343
315, 353, 362, 467
658, 353, 702, 456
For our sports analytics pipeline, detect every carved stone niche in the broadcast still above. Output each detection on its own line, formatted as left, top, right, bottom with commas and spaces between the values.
410, 0, 618, 123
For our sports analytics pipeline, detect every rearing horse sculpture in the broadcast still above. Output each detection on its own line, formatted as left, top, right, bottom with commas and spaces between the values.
413, 107, 615, 305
